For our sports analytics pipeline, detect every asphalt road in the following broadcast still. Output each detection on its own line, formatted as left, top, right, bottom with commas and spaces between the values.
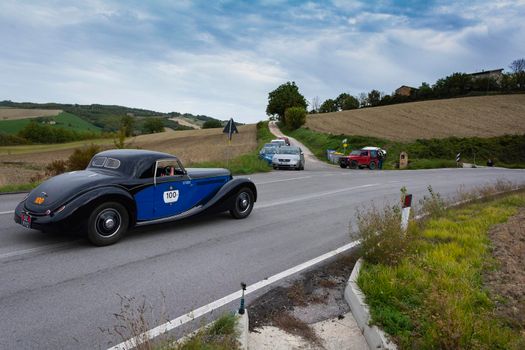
0, 148, 524, 348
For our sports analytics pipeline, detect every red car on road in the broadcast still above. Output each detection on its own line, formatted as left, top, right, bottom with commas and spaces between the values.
339, 148, 384, 169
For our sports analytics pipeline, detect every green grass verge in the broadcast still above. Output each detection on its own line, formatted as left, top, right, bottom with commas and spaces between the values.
282, 126, 525, 169
358, 193, 525, 349
189, 121, 274, 175
160, 313, 239, 350
0, 182, 39, 193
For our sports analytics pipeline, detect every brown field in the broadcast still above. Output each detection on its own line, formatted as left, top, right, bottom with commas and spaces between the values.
306, 94, 525, 141
0, 125, 257, 186
0, 108, 62, 120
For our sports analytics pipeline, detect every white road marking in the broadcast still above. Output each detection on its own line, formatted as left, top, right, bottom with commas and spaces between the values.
0, 210, 14, 215
256, 183, 379, 209
107, 239, 361, 350
0, 241, 78, 260
255, 176, 312, 185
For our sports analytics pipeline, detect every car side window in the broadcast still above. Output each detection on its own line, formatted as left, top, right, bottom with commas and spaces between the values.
371, 150, 377, 157
361, 151, 368, 156
156, 160, 185, 178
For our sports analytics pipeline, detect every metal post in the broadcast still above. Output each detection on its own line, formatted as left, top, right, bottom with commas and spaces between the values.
238, 282, 247, 315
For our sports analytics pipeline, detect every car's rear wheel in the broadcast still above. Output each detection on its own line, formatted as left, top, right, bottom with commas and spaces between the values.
230, 187, 254, 219
369, 162, 376, 170
87, 202, 129, 246
350, 160, 358, 169
339, 162, 347, 168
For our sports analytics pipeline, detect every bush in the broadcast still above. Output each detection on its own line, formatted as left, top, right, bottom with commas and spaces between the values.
142, 117, 165, 134
202, 120, 223, 129
284, 107, 306, 130
45, 160, 68, 176
354, 201, 416, 266
0, 132, 29, 146
67, 144, 102, 170
17, 121, 99, 143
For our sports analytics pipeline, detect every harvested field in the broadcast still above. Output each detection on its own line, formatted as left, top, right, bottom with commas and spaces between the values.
0, 108, 62, 120
0, 125, 257, 186
306, 94, 525, 141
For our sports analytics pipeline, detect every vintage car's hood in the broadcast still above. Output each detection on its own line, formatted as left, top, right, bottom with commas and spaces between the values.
186, 168, 231, 179
24, 170, 121, 213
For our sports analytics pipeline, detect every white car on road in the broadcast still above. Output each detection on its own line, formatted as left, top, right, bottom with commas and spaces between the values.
272, 146, 305, 170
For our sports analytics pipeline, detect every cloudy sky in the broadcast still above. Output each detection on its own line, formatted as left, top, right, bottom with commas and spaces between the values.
1, 0, 524, 123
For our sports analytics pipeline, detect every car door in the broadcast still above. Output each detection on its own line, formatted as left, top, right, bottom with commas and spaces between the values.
153, 159, 194, 219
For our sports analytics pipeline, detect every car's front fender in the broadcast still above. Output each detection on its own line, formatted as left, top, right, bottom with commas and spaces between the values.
201, 178, 257, 213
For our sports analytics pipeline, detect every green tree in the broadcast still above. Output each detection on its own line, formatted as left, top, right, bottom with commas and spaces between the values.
143, 118, 165, 133
284, 107, 307, 130
120, 115, 135, 137
202, 120, 223, 128
319, 99, 338, 113
509, 58, 525, 90
266, 82, 308, 124
336, 93, 359, 110
367, 90, 381, 107
417, 82, 434, 99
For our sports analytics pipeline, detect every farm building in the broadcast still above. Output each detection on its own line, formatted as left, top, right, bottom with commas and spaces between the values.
469, 68, 504, 82
395, 85, 418, 96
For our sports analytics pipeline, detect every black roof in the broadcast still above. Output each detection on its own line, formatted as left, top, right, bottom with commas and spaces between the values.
90, 149, 178, 177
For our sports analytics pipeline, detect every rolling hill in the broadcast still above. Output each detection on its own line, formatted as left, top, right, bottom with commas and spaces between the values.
306, 94, 525, 141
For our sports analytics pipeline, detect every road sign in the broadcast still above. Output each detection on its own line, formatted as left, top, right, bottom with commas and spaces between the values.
223, 118, 238, 141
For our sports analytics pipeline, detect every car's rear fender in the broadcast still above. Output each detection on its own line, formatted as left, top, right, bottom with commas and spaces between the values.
60, 186, 137, 227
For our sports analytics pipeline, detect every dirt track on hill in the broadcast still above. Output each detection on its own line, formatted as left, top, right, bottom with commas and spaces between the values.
306, 94, 525, 141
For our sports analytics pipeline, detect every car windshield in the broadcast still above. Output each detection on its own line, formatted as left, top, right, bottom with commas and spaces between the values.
350, 150, 360, 155
260, 147, 277, 154
277, 147, 300, 155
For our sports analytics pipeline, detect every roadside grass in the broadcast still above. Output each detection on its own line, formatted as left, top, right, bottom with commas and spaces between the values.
0, 182, 39, 193
357, 192, 525, 349
282, 126, 525, 169
165, 313, 240, 350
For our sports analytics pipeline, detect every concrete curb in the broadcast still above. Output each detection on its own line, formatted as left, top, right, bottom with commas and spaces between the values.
236, 310, 249, 350
344, 258, 397, 350
0, 191, 30, 195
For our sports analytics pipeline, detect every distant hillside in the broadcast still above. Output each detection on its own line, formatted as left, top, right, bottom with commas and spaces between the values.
306, 94, 525, 141
0, 101, 223, 132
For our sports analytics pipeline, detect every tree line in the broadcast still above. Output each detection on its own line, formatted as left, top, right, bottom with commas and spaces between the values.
266, 58, 525, 128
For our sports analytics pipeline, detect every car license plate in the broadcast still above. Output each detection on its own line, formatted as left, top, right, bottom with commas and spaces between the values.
21, 213, 32, 229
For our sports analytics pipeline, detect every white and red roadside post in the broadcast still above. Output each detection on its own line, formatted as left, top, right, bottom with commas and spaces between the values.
401, 194, 412, 232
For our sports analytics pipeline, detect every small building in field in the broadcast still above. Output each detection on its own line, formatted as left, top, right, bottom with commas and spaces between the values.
395, 85, 418, 96
469, 68, 504, 82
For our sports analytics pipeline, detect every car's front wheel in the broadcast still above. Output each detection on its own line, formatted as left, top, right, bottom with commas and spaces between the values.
350, 160, 358, 169
230, 187, 254, 219
87, 202, 129, 246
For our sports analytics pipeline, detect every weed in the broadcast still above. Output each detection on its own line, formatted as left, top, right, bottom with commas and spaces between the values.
272, 312, 321, 346
418, 185, 447, 218
354, 198, 416, 266
45, 159, 67, 176
172, 313, 240, 350
67, 144, 102, 170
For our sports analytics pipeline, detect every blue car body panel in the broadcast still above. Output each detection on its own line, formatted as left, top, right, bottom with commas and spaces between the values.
134, 175, 230, 221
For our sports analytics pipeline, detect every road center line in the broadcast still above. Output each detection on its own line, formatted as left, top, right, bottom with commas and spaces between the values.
255, 176, 312, 185
107, 239, 361, 350
0, 210, 14, 215
256, 183, 379, 209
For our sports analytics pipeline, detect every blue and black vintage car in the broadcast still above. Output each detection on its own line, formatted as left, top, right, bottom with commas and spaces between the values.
14, 149, 257, 245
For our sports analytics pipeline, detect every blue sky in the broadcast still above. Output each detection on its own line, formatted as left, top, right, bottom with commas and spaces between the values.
1, 0, 524, 123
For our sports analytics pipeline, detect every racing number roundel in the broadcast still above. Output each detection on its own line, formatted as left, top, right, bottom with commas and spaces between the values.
163, 190, 179, 203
